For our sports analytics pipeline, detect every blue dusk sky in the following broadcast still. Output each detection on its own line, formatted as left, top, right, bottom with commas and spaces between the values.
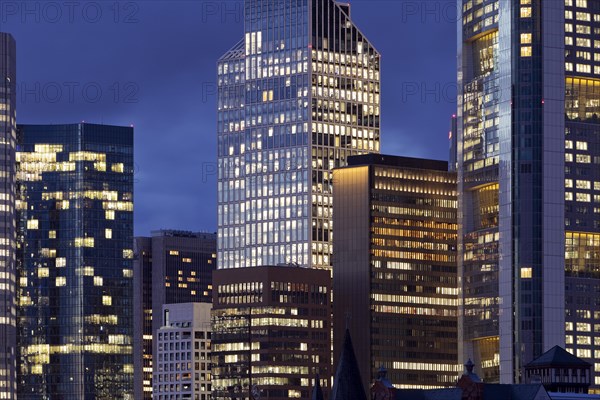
2, 0, 457, 236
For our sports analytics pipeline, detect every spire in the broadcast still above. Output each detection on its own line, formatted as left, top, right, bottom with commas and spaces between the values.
465, 359, 475, 374
311, 374, 324, 400
462, 358, 481, 382
376, 365, 394, 388
331, 329, 367, 400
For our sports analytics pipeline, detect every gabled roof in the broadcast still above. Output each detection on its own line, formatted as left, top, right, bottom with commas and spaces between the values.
526, 346, 592, 368
331, 329, 367, 400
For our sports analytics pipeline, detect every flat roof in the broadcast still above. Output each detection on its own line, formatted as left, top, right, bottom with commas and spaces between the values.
345, 153, 450, 172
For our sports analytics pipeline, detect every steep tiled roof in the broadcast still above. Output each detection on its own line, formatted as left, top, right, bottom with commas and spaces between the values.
331, 329, 367, 400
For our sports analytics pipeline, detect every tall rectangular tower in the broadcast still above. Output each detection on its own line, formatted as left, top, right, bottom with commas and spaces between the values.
333, 154, 458, 392
217, 0, 380, 269
16, 123, 134, 398
0, 31, 16, 400
458, 0, 566, 384
133, 230, 216, 399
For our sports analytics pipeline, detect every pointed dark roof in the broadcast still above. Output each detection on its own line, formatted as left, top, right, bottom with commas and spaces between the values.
331, 329, 367, 400
525, 346, 591, 368
312, 374, 324, 400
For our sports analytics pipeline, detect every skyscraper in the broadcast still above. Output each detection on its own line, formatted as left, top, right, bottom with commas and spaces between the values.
458, 0, 600, 388
16, 123, 134, 398
211, 265, 331, 400
133, 230, 216, 399
333, 154, 459, 392
0, 31, 16, 400
217, 0, 380, 269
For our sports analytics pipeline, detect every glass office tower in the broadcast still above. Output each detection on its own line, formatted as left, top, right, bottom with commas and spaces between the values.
459, 0, 600, 389
0, 32, 16, 400
458, 0, 566, 384
563, 0, 600, 393
217, 0, 380, 269
16, 123, 134, 399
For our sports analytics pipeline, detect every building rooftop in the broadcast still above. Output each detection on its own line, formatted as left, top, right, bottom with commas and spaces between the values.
526, 346, 592, 368
150, 230, 216, 238
345, 153, 450, 172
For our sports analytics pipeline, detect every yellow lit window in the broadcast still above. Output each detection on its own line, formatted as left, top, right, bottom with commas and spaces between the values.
123, 249, 133, 259
56, 277, 66, 287
105, 229, 112, 239
521, 46, 532, 57
520, 267, 532, 278
27, 219, 39, 230
49, 230, 56, 239
111, 163, 124, 173
520, 33, 532, 44
38, 268, 49, 278
105, 210, 115, 220
123, 269, 133, 278
182, 258, 192, 263
74, 237, 95, 248
521, 7, 532, 18
94, 276, 103, 286
102, 295, 112, 306
56, 258, 66, 268
169, 250, 179, 256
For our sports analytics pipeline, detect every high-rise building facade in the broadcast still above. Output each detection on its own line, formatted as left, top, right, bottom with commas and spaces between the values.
0, 31, 16, 400
133, 236, 153, 400
217, 0, 380, 269
563, 0, 600, 393
458, 0, 600, 388
333, 154, 459, 393
153, 302, 212, 400
211, 265, 331, 400
16, 123, 134, 398
133, 230, 216, 399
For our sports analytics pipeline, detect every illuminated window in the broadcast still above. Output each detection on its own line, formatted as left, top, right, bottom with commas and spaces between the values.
49, 230, 56, 239
94, 276, 103, 286
520, 33, 532, 44
105, 229, 112, 239
56, 258, 66, 268
27, 219, 39, 230
111, 163, 124, 173
521, 47, 532, 57
105, 210, 115, 220
520, 267, 532, 278
102, 295, 112, 306
521, 7, 532, 18
123, 249, 134, 259
56, 277, 66, 287
169, 250, 179, 256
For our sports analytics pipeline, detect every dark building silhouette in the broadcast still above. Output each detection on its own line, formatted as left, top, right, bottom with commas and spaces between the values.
333, 154, 458, 390
331, 329, 367, 400
133, 230, 216, 399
